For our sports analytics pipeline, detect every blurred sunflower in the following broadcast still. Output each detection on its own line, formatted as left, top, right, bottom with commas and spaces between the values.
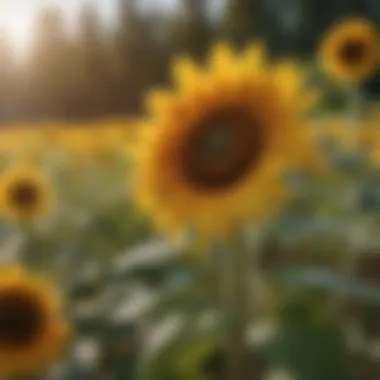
308, 115, 377, 147
0, 265, 69, 375
40, 124, 64, 148
319, 18, 379, 83
361, 127, 380, 165
87, 134, 119, 167
59, 129, 92, 157
133, 43, 320, 243
65, 152, 89, 177
0, 166, 53, 224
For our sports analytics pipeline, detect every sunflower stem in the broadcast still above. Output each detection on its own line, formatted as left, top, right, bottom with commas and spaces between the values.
222, 229, 252, 380
336, 84, 365, 308
344, 84, 363, 149
344, 83, 364, 270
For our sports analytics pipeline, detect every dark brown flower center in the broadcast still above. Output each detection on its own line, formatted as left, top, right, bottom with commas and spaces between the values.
340, 39, 367, 66
0, 289, 44, 346
9, 180, 39, 210
179, 106, 265, 191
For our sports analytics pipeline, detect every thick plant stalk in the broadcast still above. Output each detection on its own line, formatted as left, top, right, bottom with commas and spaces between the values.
344, 84, 363, 148
344, 84, 365, 273
222, 231, 251, 380
335, 84, 366, 317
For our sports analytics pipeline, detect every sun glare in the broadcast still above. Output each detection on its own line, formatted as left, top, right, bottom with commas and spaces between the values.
0, 0, 193, 55
0, 0, 117, 54
0, 2, 37, 53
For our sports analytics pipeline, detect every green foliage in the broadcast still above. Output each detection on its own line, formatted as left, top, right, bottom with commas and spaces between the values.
169, 0, 213, 59
144, 330, 223, 380
224, 0, 261, 46
272, 267, 380, 304
267, 302, 353, 380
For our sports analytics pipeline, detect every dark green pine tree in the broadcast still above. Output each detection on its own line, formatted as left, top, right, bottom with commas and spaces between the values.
169, 0, 213, 60
223, 0, 370, 57
223, 0, 263, 46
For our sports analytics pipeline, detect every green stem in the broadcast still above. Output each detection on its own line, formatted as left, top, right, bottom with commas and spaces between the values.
223, 230, 251, 380
332, 84, 365, 314
345, 84, 365, 272
344, 84, 363, 148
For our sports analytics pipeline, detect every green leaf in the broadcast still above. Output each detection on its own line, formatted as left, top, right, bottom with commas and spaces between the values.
143, 325, 223, 380
73, 315, 106, 337
101, 322, 139, 345
52, 364, 94, 380
271, 267, 380, 304
267, 302, 353, 380
98, 322, 141, 380
69, 277, 104, 301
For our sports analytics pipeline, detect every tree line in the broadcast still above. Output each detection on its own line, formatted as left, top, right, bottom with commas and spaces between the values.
0, 0, 378, 125
0, 0, 216, 125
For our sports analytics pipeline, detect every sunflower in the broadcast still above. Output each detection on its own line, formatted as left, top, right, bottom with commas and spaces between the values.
360, 127, 380, 166
40, 124, 64, 147
308, 115, 377, 148
86, 133, 119, 167
0, 165, 53, 223
133, 43, 319, 243
319, 18, 380, 83
0, 265, 69, 375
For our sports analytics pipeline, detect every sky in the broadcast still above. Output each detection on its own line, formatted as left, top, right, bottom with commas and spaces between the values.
0, 0, 180, 53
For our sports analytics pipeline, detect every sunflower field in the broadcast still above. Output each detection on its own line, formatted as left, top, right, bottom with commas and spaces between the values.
1, 4, 380, 380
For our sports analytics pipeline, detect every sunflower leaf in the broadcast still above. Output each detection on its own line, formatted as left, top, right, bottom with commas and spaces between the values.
266, 302, 353, 380
271, 266, 380, 304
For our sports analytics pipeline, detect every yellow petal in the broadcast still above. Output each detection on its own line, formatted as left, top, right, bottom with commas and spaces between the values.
241, 42, 265, 70
171, 56, 200, 93
273, 61, 304, 98
208, 42, 235, 73
145, 90, 175, 115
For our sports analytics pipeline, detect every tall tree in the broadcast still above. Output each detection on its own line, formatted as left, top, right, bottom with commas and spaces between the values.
27, 7, 75, 120
76, 3, 111, 118
224, 0, 262, 46
223, 0, 377, 58
169, 0, 213, 59
0, 32, 16, 124
113, 0, 159, 113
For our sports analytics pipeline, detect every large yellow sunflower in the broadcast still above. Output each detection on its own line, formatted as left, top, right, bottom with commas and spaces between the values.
133, 43, 320, 242
319, 18, 380, 83
0, 265, 69, 375
0, 165, 53, 224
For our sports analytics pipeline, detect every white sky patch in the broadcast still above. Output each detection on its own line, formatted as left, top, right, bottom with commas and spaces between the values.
0, 0, 223, 54
0, 0, 115, 53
